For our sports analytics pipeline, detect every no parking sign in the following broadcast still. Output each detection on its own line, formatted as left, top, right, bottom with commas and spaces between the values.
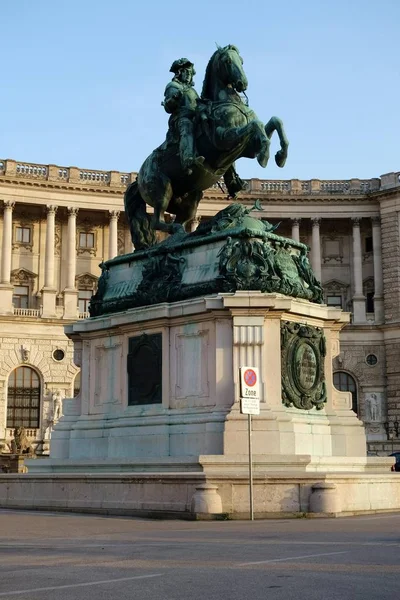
240, 366, 260, 399
240, 366, 260, 415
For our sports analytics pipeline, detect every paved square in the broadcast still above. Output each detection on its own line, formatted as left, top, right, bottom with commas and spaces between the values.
0, 510, 399, 599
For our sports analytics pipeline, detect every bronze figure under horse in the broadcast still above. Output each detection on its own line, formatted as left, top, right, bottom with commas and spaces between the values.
125, 44, 289, 250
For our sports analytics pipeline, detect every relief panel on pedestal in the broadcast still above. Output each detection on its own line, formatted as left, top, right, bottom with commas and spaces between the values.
172, 329, 211, 408
93, 338, 123, 409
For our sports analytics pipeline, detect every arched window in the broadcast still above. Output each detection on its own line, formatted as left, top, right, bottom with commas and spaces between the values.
73, 371, 81, 397
7, 367, 40, 429
333, 371, 358, 414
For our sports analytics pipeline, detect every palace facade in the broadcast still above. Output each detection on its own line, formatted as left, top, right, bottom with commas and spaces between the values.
0, 158, 399, 454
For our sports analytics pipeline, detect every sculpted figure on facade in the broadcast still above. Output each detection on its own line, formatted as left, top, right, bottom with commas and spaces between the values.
52, 389, 64, 422
366, 392, 381, 422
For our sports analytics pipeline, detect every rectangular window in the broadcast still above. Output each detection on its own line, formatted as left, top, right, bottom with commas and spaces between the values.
79, 232, 94, 248
12, 285, 29, 308
327, 295, 342, 308
16, 226, 31, 243
365, 236, 373, 253
78, 290, 92, 313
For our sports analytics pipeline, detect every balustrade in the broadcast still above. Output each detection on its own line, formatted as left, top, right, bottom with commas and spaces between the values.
79, 170, 109, 183
16, 163, 47, 178
58, 168, 69, 180
7, 428, 38, 438
0, 158, 390, 195
320, 181, 350, 193
13, 307, 41, 317
260, 181, 291, 192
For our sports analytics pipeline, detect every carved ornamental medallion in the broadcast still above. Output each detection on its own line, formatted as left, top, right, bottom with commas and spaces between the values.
281, 321, 327, 410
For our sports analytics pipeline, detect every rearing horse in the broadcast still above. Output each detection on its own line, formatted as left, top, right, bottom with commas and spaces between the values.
125, 44, 289, 250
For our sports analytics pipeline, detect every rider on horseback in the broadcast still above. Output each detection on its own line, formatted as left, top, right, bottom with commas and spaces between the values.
162, 58, 205, 175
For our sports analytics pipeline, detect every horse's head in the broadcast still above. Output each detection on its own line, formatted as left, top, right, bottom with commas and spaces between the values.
218, 45, 248, 93
202, 45, 248, 99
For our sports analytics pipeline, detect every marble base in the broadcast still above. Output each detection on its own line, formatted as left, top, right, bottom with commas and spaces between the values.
45, 292, 367, 464
1, 468, 399, 518
0, 284, 14, 315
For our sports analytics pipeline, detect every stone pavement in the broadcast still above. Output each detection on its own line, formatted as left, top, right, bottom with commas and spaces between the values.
0, 510, 399, 599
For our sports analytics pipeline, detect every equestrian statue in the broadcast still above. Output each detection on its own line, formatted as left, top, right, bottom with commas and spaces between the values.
124, 44, 289, 250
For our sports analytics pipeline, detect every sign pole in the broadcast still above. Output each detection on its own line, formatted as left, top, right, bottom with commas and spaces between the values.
239, 366, 259, 522
248, 413, 254, 521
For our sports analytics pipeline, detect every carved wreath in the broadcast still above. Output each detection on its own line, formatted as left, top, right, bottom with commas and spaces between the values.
281, 321, 327, 410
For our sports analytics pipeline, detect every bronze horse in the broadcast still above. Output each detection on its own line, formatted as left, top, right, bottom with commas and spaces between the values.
125, 45, 289, 250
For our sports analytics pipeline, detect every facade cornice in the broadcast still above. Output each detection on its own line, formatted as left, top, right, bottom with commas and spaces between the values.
1, 157, 399, 205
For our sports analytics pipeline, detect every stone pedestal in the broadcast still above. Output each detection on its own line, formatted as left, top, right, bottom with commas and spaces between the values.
45, 291, 366, 465
63, 289, 79, 319
0, 454, 30, 473
41, 288, 57, 318
0, 284, 14, 315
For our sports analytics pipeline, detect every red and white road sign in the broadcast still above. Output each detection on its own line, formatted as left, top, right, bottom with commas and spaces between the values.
240, 366, 260, 400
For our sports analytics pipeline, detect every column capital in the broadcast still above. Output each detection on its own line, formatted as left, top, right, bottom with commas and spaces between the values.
311, 217, 321, 227
109, 210, 120, 220
3, 200, 15, 210
67, 206, 79, 217
371, 216, 381, 226
351, 216, 361, 226
46, 205, 58, 215
291, 218, 301, 225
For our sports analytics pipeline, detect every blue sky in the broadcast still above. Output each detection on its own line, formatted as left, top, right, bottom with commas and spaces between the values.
2, 0, 399, 181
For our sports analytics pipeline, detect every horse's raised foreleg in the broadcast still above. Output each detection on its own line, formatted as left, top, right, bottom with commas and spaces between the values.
265, 116, 289, 168
215, 120, 270, 168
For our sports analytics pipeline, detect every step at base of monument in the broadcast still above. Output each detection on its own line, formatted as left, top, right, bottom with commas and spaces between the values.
0, 469, 399, 519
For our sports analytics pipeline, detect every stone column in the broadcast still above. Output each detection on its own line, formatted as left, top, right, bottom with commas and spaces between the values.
63, 207, 79, 319
311, 218, 322, 282
371, 217, 384, 323
109, 210, 120, 259
291, 218, 301, 242
41, 205, 58, 317
351, 217, 366, 323
0, 200, 15, 315
190, 216, 201, 232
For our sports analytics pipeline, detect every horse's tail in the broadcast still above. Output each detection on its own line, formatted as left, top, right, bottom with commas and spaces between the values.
124, 181, 156, 251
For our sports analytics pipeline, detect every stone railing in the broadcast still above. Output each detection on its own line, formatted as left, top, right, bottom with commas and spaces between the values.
260, 181, 291, 192
0, 158, 391, 195
320, 181, 350, 193
78, 311, 89, 320
13, 307, 41, 317
0, 159, 137, 189
16, 163, 48, 178
79, 170, 110, 184
7, 428, 38, 439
